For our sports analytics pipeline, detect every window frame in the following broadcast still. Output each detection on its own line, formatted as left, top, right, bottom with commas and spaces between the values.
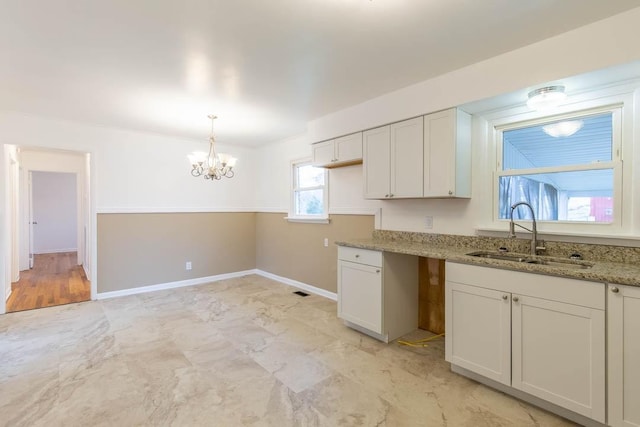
288, 158, 329, 223
485, 88, 635, 237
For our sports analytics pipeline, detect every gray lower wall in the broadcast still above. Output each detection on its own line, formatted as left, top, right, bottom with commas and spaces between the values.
256, 213, 375, 293
97, 212, 257, 293
96, 212, 374, 294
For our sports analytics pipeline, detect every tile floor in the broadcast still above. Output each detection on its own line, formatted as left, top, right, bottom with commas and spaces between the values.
0, 275, 576, 426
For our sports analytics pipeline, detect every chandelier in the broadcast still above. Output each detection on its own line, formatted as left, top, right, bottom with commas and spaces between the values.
188, 115, 237, 180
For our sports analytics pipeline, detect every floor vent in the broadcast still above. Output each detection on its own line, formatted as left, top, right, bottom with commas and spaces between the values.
293, 291, 309, 297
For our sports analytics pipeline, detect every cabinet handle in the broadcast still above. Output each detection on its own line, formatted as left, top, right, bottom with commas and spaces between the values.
389, 193, 394, 197
355, 254, 360, 258
502, 295, 508, 300
611, 286, 619, 293
513, 296, 519, 302
384, 194, 389, 198
376, 269, 380, 273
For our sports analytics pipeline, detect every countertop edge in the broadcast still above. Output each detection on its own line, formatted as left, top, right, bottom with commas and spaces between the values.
336, 239, 640, 287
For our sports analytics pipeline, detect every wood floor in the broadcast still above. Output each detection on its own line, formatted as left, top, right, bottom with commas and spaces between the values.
6, 252, 90, 313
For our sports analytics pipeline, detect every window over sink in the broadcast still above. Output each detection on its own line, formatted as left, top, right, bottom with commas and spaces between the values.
495, 106, 622, 227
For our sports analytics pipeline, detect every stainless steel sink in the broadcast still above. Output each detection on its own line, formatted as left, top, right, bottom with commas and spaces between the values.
466, 251, 593, 270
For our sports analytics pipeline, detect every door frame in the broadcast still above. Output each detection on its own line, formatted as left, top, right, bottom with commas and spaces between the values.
2, 146, 96, 315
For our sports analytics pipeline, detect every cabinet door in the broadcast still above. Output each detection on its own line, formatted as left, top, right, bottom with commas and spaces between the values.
424, 109, 455, 197
390, 117, 423, 198
338, 260, 383, 334
363, 126, 391, 199
608, 284, 640, 427
512, 295, 605, 423
335, 132, 362, 164
312, 140, 335, 167
445, 282, 511, 385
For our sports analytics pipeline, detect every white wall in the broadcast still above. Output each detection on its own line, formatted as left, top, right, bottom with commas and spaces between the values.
255, 7, 640, 239
0, 113, 257, 212
32, 171, 77, 254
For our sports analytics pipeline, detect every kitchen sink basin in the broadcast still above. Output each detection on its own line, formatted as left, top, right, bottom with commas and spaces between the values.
466, 251, 594, 270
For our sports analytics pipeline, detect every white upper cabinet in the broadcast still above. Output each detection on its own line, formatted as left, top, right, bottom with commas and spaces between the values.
363, 108, 471, 199
363, 125, 392, 198
364, 117, 423, 199
312, 132, 363, 168
424, 108, 471, 198
390, 117, 424, 198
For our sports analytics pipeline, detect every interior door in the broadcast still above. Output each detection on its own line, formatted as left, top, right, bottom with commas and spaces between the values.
28, 171, 34, 269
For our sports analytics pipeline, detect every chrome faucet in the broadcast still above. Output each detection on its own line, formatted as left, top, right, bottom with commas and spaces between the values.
508, 202, 545, 256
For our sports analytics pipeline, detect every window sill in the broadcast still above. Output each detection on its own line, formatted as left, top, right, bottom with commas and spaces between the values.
284, 216, 330, 224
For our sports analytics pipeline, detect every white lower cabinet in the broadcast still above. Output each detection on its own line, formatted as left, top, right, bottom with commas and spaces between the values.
446, 262, 606, 423
338, 259, 383, 334
338, 246, 417, 342
511, 294, 605, 421
446, 282, 511, 385
608, 284, 640, 427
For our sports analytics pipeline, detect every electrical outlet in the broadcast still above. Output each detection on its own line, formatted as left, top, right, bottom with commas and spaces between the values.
324, 238, 329, 247
425, 216, 433, 229
185, 261, 192, 270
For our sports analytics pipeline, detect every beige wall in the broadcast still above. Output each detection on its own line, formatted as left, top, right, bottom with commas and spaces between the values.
256, 213, 375, 293
97, 212, 256, 293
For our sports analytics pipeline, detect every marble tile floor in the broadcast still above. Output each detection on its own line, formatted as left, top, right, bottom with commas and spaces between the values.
0, 274, 576, 426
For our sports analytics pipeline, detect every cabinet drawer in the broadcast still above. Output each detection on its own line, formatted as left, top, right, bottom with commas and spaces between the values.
338, 246, 382, 267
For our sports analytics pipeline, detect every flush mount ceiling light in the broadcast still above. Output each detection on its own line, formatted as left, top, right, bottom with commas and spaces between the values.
188, 115, 237, 180
526, 85, 567, 111
542, 120, 584, 138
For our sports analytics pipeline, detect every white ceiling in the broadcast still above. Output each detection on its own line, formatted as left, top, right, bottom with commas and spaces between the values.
2, 0, 640, 147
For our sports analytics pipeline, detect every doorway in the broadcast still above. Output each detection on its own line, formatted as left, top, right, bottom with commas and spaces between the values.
3, 147, 93, 314
6, 171, 90, 312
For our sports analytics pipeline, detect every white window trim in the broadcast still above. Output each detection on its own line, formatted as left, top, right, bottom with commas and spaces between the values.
286, 158, 330, 224
481, 87, 636, 238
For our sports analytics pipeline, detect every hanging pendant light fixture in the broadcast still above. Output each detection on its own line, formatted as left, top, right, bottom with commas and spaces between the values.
188, 115, 237, 180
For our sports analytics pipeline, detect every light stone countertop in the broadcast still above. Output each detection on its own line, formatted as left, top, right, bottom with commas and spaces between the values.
336, 238, 640, 287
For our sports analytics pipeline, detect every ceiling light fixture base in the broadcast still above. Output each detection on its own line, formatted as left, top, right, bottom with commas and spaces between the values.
527, 85, 567, 111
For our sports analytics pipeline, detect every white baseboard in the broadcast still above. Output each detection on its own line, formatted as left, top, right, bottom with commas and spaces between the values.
254, 270, 337, 301
93, 269, 338, 301
95, 270, 257, 300
33, 248, 78, 254
94, 269, 337, 302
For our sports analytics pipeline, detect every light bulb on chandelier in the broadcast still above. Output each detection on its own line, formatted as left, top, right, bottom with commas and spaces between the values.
188, 115, 237, 180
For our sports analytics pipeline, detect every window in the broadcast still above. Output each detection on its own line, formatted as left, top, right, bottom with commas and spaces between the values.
496, 108, 621, 225
290, 160, 328, 221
